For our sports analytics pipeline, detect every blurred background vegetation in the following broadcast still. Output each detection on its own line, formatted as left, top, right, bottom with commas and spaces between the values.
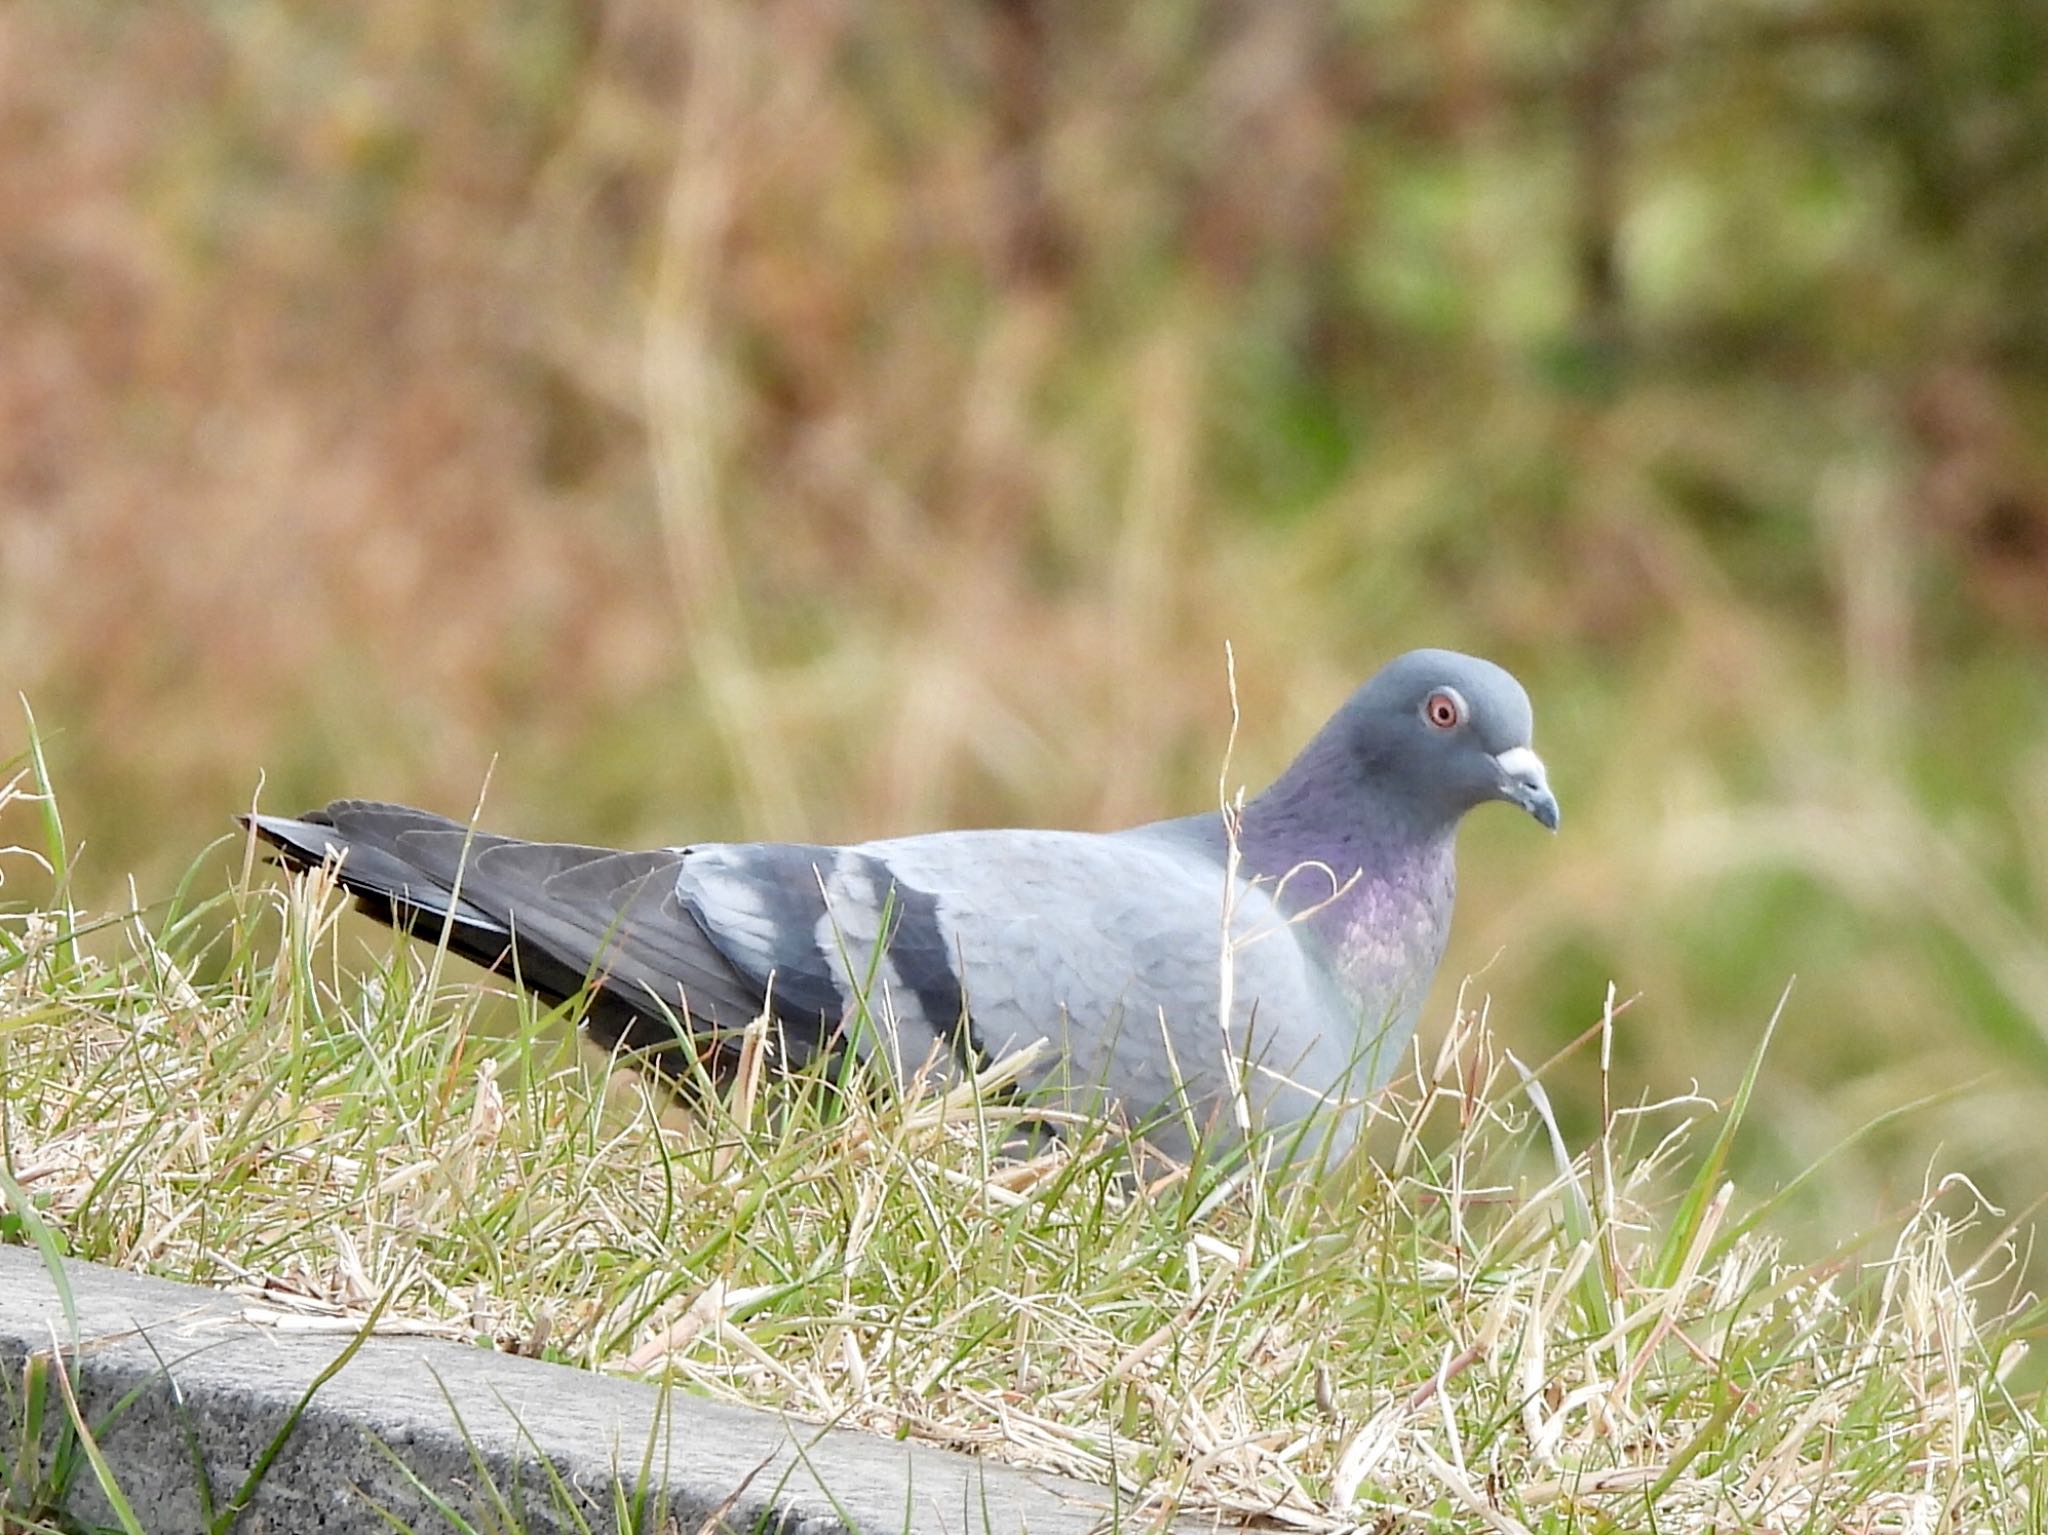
5, 0, 2048, 1233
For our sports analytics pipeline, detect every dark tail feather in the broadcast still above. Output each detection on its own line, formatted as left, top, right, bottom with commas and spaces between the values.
242, 807, 516, 971
240, 800, 767, 1070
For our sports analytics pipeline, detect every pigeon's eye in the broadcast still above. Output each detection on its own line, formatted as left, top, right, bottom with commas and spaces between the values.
1423, 689, 1466, 731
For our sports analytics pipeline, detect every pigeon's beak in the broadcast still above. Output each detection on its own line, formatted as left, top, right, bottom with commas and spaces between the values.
1493, 746, 1560, 831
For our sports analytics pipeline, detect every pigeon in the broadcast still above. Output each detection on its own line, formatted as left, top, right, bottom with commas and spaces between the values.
242, 649, 1556, 1160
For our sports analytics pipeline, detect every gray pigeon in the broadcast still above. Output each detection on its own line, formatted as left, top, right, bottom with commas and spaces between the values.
243, 649, 1555, 1160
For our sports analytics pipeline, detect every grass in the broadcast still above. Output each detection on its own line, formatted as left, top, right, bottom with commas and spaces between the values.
2, 768, 2045, 1531
16, 0, 2048, 1250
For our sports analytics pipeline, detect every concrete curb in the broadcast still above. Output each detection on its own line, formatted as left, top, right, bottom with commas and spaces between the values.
0, 1246, 1143, 1534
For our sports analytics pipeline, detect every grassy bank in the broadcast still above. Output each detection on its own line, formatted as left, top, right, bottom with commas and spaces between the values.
2, 775, 2043, 1531
12, 0, 2048, 1250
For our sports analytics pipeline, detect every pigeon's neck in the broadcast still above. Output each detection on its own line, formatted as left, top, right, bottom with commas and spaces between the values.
1234, 746, 1459, 1004
1236, 792, 1456, 928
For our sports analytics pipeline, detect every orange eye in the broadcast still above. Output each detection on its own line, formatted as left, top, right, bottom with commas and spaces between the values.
1424, 689, 1464, 730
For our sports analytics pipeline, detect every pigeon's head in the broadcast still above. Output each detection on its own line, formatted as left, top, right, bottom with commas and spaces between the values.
1345, 649, 1559, 832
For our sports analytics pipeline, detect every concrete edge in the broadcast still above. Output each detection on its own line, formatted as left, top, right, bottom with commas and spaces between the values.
0, 1245, 1154, 1535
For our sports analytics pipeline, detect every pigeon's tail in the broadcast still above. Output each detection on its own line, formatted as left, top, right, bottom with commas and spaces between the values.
240, 801, 768, 1072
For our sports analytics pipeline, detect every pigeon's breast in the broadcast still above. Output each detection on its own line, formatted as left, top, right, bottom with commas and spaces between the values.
1317, 841, 1458, 1030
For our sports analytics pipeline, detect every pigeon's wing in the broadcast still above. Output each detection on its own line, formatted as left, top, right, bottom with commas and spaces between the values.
244, 801, 767, 1066
669, 840, 972, 1074
677, 824, 1370, 1149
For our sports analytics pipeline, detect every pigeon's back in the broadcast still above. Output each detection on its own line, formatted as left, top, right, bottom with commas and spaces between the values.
676, 818, 1382, 1156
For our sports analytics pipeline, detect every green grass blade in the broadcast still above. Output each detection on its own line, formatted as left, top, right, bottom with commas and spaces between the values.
1650, 978, 1790, 1293
15, 698, 75, 973
48, 1346, 146, 1535
0, 1171, 76, 1343
210, 1291, 394, 1534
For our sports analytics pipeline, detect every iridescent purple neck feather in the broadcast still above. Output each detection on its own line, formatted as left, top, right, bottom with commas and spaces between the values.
1236, 729, 1461, 1023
